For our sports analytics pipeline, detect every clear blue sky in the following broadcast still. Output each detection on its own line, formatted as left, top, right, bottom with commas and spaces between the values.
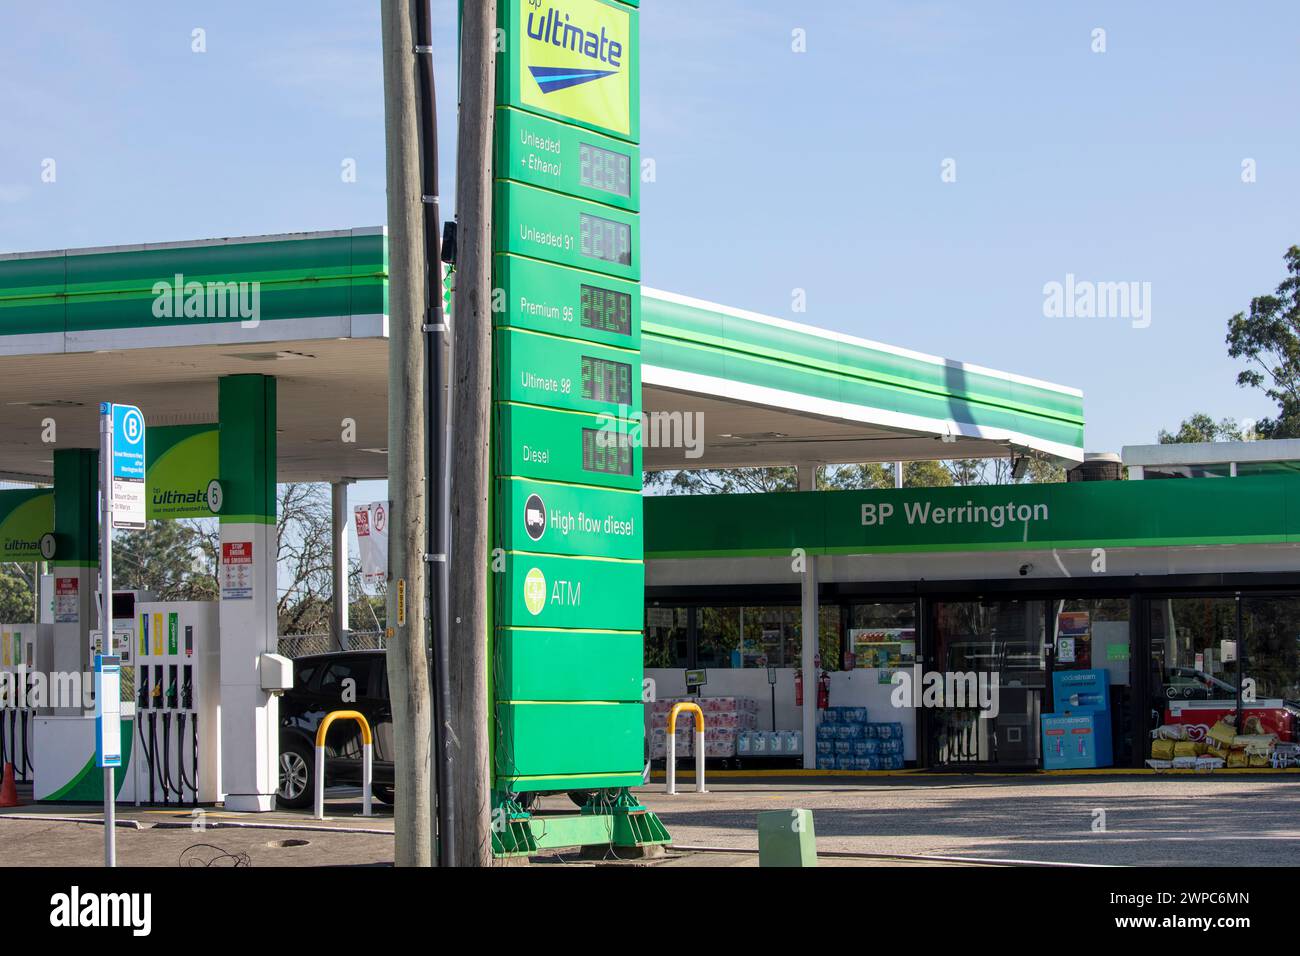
2, 0, 1298, 461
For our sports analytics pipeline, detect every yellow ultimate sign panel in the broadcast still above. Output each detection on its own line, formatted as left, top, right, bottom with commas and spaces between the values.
510, 0, 637, 141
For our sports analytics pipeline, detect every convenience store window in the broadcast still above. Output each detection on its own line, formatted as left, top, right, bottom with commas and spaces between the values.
1053, 598, 1133, 765
644, 604, 689, 668
847, 602, 917, 671
1146, 594, 1300, 761
1052, 598, 1130, 676
696, 606, 740, 669
653, 604, 843, 670
1148, 598, 1239, 708
740, 605, 798, 667
1241, 596, 1300, 702
819, 605, 843, 671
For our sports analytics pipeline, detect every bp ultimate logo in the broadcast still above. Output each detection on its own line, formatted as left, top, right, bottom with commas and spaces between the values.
525, 4, 625, 92
517, 0, 633, 137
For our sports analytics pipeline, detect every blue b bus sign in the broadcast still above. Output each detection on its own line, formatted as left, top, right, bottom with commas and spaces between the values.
102, 402, 145, 530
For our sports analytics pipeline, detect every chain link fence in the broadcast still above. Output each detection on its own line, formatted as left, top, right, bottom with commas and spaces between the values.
277, 630, 386, 658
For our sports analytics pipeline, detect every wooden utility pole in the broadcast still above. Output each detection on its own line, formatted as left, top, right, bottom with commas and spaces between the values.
380, 0, 433, 867
449, 0, 496, 866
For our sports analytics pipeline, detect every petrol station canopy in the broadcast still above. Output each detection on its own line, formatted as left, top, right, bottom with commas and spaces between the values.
0, 228, 1084, 484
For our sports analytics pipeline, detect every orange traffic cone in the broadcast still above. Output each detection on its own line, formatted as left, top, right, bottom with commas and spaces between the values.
0, 762, 21, 807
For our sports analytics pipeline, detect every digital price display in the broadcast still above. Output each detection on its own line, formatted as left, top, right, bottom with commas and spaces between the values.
580, 213, 631, 266
582, 428, 634, 477
579, 143, 631, 198
581, 355, 633, 406
580, 284, 632, 336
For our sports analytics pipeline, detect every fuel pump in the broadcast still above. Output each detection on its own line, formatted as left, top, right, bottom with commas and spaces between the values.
134, 602, 220, 804
0, 625, 38, 782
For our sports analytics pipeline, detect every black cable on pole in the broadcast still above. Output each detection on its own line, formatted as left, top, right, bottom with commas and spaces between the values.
414, 0, 455, 867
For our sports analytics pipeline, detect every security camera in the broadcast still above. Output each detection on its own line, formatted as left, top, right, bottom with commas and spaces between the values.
1019, 563, 1033, 576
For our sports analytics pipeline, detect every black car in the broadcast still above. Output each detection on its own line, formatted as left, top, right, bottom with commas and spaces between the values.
276, 648, 650, 810
277, 650, 394, 809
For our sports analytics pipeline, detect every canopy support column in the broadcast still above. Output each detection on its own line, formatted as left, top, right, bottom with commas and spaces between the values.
797, 464, 819, 769
330, 480, 353, 652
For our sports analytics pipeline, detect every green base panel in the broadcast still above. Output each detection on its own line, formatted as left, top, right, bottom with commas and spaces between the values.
491, 789, 671, 856
495, 701, 642, 778
526, 810, 668, 851
497, 771, 644, 793
496, 628, 643, 701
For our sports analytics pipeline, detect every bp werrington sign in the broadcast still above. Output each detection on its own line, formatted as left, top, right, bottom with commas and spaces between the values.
644, 476, 1300, 557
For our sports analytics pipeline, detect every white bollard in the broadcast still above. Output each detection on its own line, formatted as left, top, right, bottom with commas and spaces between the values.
666, 732, 678, 795
666, 703, 705, 796
313, 744, 326, 820
361, 742, 373, 817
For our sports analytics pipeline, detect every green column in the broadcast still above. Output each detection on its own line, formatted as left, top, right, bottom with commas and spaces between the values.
51, 448, 99, 692
217, 373, 281, 811
218, 374, 277, 525
52, 448, 98, 569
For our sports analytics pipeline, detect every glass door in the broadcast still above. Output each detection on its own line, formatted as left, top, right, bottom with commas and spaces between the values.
928, 600, 1047, 768
1049, 597, 1134, 766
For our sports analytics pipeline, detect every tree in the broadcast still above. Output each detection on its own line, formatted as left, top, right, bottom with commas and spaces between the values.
643, 466, 797, 495
184, 483, 353, 636
820, 460, 954, 490
113, 521, 217, 601
0, 563, 35, 623
1158, 413, 1247, 444
648, 456, 1062, 495
1226, 246, 1300, 438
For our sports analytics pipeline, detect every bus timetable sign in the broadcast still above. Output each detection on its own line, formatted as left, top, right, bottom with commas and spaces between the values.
103, 402, 145, 530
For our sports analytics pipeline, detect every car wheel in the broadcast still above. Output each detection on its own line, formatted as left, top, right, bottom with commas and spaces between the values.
277, 740, 314, 810
371, 785, 395, 805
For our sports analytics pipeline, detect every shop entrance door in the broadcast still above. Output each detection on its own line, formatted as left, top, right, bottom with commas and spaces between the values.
926, 600, 1047, 769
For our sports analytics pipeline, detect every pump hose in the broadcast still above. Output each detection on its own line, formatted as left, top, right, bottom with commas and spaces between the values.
166, 714, 184, 802
136, 713, 155, 804
0, 709, 8, 769
175, 712, 194, 802
162, 715, 176, 803
19, 709, 32, 780
148, 712, 160, 804
191, 713, 200, 804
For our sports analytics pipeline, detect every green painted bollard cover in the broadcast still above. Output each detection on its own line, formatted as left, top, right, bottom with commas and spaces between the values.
757, 809, 817, 867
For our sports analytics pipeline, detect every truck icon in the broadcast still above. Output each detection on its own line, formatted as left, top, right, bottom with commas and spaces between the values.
524, 494, 546, 541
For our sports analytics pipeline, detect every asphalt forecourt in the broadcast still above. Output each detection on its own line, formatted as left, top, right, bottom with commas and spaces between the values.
632, 773, 1300, 868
